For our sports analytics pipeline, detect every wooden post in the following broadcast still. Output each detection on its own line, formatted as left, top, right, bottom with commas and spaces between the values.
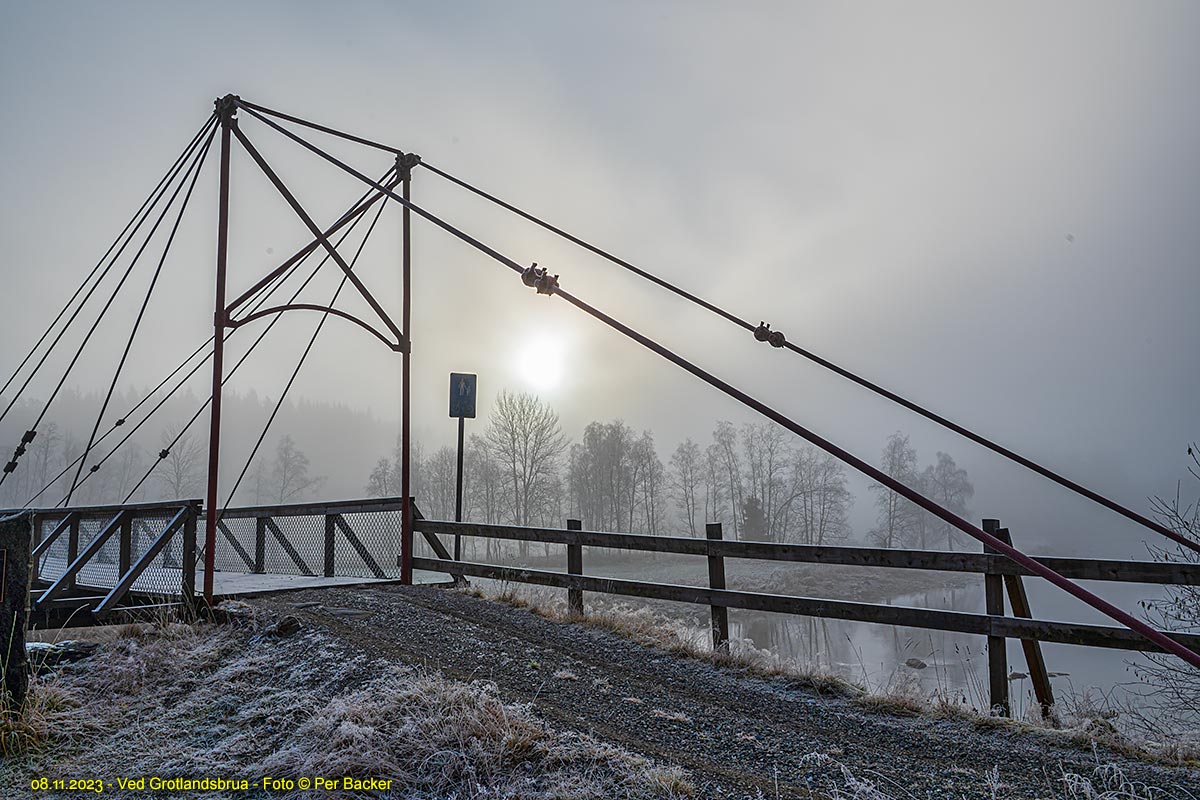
567, 519, 584, 617
996, 526, 1055, 717
181, 506, 197, 612
254, 518, 266, 574
1, 513, 32, 708
30, 514, 41, 584
983, 518, 1009, 716
119, 513, 133, 577
324, 514, 336, 577
706, 522, 730, 653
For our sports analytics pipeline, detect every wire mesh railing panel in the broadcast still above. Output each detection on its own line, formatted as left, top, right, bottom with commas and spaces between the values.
208, 517, 258, 573
125, 511, 188, 597
35, 516, 72, 580
32, 505, 195, 601
334, 511, 403, 578
73, 516, 122, 590
264, 514, 324, 576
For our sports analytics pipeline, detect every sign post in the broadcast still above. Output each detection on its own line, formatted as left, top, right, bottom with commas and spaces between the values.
449, 373, 477, 561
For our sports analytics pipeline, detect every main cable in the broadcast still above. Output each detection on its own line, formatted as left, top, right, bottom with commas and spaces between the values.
417, 160, 1199, 556
239, 105, 1200, 668
236, 99, 1198, 557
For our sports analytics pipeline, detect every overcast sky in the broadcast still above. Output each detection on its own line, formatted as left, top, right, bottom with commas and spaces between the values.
2, 1, 1197, 556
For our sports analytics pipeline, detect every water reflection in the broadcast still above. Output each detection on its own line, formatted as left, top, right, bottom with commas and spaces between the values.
726, 581, 1172, 720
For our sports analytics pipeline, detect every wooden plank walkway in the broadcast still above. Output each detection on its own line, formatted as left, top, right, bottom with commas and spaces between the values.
35, 556, 453, 602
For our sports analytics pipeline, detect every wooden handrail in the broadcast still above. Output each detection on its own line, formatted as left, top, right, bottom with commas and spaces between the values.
413, 519, 1200, 586
411, 556, 1200, 655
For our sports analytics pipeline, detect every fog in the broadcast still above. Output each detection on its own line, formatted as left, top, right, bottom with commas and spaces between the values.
3, 3, 1198, 562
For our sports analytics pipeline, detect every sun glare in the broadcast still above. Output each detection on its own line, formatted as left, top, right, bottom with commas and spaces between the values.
515, 336, 567, 391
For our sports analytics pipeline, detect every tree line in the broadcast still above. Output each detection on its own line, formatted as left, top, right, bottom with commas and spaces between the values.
365, 391, 975, 550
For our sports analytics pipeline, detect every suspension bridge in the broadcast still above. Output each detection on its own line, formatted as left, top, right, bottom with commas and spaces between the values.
2, 94, 1197, 716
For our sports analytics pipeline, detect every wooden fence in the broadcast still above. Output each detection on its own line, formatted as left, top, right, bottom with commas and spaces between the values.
411, 516, 1200, 715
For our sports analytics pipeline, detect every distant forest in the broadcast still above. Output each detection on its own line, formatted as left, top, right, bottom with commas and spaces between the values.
1, 388, 973, 549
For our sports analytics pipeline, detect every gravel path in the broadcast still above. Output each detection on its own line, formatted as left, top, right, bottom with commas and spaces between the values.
253, 585, 1199, 799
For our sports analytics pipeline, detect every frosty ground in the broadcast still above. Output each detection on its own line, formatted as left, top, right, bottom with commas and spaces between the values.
6, 584, 1198, 799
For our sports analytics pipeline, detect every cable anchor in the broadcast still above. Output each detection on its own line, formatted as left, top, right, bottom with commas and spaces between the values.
395, 152, 422, 180
215, 94, 240, 124
753, 321, 786, 348
521, 262, 559, 296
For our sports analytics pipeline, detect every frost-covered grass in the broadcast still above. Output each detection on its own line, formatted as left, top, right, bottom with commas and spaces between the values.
466, 583, 1200, 768
3, 606, 694, 799
786, 749, 1187, 800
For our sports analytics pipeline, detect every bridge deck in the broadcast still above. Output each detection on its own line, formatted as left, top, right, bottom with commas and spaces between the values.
36, 556, 453, 603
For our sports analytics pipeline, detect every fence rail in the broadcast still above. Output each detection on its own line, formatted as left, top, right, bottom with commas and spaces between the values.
27, 500, 200, 616
412, 515, 1200, 715
14, 496, 1198, 717
15, 496, 433, 617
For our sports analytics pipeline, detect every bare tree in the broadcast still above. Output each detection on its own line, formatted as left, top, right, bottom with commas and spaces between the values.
424, 446, 457, 520
703, 442, 728, 529
403, 439, 429, 509
247, 456, 269, 504
1133, 442, 1200, 734
270, 435, 323, 503
632, 431, 664, 534
466, 434, 505, 560
921, 452, 974, 549
466, 434, 504, 524
869, 432, 920, 547
113, 444, 147, 504
669, 439, 703, 536
711, 420, 743, 537
790, 444, 852, 545
365, 458, 394, 497
152, 429, 205, 500
484, 392, 567, 538
742, 423, 790, 542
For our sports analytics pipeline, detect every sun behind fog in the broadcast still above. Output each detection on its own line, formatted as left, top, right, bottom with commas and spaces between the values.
515, 335, 567, 391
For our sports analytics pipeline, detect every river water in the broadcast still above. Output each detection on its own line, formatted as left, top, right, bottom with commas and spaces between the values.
468, 546, 1190, 724
726, 579, 1176, 720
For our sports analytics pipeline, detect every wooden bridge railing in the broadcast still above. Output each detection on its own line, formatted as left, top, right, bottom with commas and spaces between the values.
26, 499, 200, 617
411, 516, 1200, 716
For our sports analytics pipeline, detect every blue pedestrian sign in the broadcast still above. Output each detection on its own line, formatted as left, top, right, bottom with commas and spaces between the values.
449, 373, 477, 418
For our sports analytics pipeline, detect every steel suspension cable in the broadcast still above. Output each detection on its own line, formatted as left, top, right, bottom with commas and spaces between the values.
32, 171, 396, 507
0, 115, 218, 426
218, 195, 388, 513
114, 168, 400, 505
416, 162, 1199, 557
0, 119, 218, 489
0, 113, 217, 403
237, 98, 403, 156
238, 105, 1200, 669
66, 123, 218, 505
24, 254, 309, 506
